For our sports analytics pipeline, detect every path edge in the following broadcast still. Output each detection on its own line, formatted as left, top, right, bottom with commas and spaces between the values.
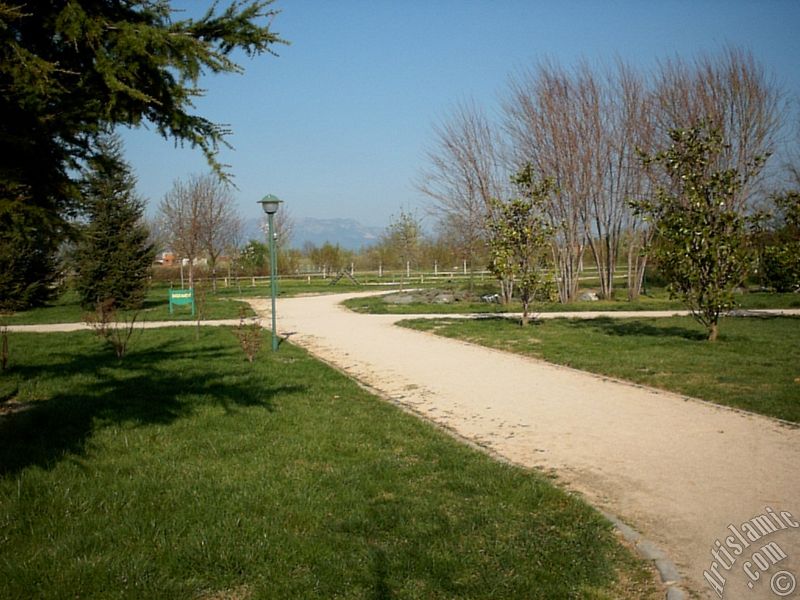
299, 340, 689, 600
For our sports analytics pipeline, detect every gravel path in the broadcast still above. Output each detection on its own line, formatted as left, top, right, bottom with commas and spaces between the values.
249, 292, 800, 599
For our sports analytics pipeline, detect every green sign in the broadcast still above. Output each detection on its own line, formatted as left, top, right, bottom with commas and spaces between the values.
169, 288, 195, 315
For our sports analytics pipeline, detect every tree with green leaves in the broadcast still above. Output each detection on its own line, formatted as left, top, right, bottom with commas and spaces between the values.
240, 240, 269, 276
635, 123, 764, 341
488, 170, 554, 326
0, 1, 285, 308
74, 136, 154, 310
0, 214, 61, 311
760, 190, 800, 292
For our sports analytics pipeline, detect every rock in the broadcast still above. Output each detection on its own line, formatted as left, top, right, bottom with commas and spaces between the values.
579, 291, 599, 302
433, 293, 455, 304
384, 294, 416, 305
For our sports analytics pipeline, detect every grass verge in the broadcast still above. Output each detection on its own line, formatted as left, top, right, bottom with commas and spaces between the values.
401, 315, 800, 423
0, 279, 386, 325
343, 287, 800, 315
0, 327, 659, 599
0, 287, 253, 325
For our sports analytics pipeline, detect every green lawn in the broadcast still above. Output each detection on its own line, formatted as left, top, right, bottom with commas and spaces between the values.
0, 287, 253, 325
343, 287, 800, 315
0, 279, 387, 325
0, 328, 659, 599
401, 315, 800, 423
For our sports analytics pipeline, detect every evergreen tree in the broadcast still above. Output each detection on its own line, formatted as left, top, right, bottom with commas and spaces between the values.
635, 123, 764, 341
0, 212, 60, 311
0, 1, 284, 308
74, 136, 154, 310
761, 191, 800, 292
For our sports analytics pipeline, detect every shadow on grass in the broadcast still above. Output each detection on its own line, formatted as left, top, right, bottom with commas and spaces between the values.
0, 334, 306, 476
370, 546, 393, 600
563, 317, 707, 341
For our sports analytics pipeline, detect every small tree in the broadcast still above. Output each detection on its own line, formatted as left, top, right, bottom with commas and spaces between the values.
635, 123, 763, 341
386, 209, 422, 287
488, 172, 554, 326
760, 191, 800, 292
240, 240, 269, 277
0, 215, 61, 310
74, 135, 155, 310
159, 177, 202, 288
84, 299, 139, 360
196, 174, 241, 291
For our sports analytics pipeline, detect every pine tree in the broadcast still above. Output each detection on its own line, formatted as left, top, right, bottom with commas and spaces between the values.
0, 213, 60, 311
0, 1, 284, 308
74, 136, 154, 310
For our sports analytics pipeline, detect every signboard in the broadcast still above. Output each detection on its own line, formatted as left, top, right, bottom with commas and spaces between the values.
168, 288, 195, 315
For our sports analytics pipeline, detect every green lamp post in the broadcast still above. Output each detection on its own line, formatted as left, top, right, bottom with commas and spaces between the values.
258, 194, 283, 351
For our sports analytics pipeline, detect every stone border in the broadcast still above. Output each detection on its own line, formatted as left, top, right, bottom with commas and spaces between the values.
602, 511, 688, 599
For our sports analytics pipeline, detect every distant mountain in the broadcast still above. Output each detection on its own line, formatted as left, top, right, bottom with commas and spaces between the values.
292, 217, 384, 251
240, 216, 384, 251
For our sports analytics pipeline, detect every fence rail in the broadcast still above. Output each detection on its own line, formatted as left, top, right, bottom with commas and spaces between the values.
176, 266, 630, 289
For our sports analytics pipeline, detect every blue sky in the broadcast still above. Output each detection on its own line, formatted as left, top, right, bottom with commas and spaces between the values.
122, 0, 800, 229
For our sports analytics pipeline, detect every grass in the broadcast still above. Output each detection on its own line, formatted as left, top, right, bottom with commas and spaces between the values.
0, 278, 390, 326
343, 286, 800, 315
401, 315, 800, 423
0, 327, 659, 599
0, 287, 253, 325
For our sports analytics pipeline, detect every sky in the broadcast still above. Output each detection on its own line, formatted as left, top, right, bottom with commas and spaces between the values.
121, 0, 800, 230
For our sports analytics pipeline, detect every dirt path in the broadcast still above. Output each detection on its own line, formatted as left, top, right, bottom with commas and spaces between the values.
249, 292, 800, 599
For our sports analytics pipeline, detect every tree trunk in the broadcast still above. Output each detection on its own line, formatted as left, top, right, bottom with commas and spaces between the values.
708, 321, 719, 342
626, 233, 648, 301
554, 244, 583, 304
210, 264, 218, 291
499, 278, 514, 305
589, 236, 615, 300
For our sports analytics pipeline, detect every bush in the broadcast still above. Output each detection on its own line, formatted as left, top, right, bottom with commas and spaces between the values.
761, 244, 800, 292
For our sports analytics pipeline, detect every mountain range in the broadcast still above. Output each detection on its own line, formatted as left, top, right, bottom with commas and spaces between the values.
243, 217, 384, 251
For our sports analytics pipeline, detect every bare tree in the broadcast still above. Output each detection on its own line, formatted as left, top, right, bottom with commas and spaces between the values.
504, 60, 593, 303
159, 173, 241, 290
196, 175, 241, 290
260, 203, 295, 250
607, 61, 657, 300
385, 209, 422, 287
159, 177, 203, 288
417, 101, 506, 292
224, 216, 245, 290
654, 46, 784, 209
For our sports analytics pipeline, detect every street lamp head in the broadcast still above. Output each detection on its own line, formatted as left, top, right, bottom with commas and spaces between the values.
258, 194, 283, 215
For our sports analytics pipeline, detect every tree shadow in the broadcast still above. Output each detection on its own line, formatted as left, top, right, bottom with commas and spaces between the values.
0, 334, 306, 476
561, 317, 707, 341
370, 546, 393, 600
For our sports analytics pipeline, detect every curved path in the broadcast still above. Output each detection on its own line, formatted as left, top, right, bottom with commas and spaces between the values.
248, 292, 800, 599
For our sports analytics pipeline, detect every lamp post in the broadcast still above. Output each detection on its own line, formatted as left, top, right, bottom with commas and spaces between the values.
258, 194, 283, 351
